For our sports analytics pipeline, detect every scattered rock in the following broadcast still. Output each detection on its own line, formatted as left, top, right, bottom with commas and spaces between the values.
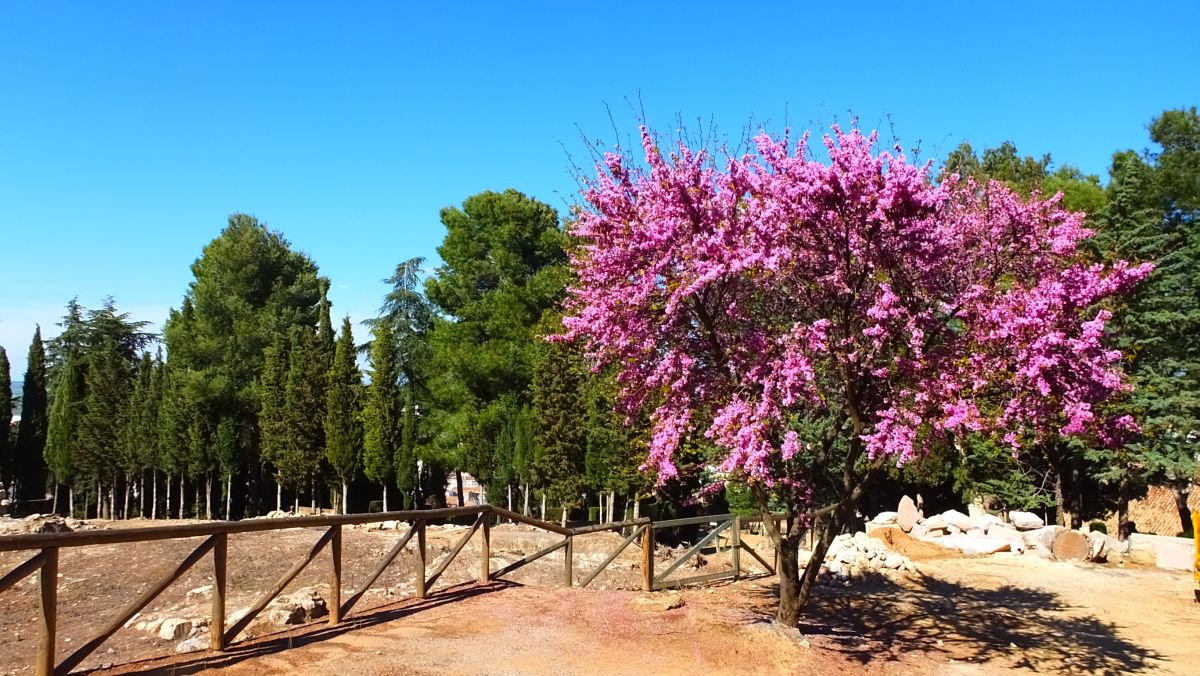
632, 593, 685, 612
265, 588, 328, 626
158, 619, 193, 641
923, 514, 948, 532
896, 496, 919, 532
185, 585, 212, 598
1008, 510, 1045, 530
175, 635, 210, 654
972, 514, 1004, 531
942, 534, 1011, 555
1021, 526, 1061, 551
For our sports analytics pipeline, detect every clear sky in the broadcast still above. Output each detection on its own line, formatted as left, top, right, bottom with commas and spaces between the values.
1, 1, 1197, 376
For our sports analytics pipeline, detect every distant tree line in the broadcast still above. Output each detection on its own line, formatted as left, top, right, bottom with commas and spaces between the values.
0, 109, 1196, 536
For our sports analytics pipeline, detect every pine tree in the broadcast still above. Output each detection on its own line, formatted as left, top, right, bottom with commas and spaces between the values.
117, 352, 154, 517
214, 418, 237, 519
325, 317, 361, 513
0, 347, 12, 480
44, 351, 83, 514
363, 322, 399, 509
157, 365, 190, 518
14, 327, 49, 502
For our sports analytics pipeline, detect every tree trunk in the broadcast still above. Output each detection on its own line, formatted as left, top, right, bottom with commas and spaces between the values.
540, 492, 546, 521
151, 471, 157, 519
95, 481, 101, 519
311, 476, 318, 514
560, 505, 568, 528
51, 484, 58, 515
1054, 471, 1066, 528
69, 486, 74, 518
382, 484, 388, 512
1172, 484, 1194, 537
342, 480, 348, 515
608, 492, 616, 523
523, 482, 530, 517
507, 484, 513, 512
277, 482, 283, 512
178, 475, 185, 519
1117, 474, 1133, 540
294, 495, 299, 513
205, 475, 213, 520
164, 474, 170, 521
597, 493, 604, 523
633, 497, 640, 520
455, 470, 465, 508
123, 477, 130, 519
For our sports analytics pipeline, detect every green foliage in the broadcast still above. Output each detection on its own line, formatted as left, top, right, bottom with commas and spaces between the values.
44, 350, 83, 488
0, 347, 11, 478
1089, 520, 1109, 534
531, 338, 586, 510
325, 317, 362, 489
423, 190, 569, 488
278, 327, 325, 491
362, 322, 400, 493
13, 327, 49, 495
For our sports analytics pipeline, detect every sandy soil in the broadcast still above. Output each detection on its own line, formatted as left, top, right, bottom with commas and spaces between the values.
1, 519, 1197, 675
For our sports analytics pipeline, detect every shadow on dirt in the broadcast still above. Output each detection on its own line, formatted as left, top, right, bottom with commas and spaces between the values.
744, 571, 1164, 675
89, 580, 520, 675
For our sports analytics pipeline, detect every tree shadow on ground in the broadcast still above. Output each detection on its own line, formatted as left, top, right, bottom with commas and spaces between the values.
745, 571, 1164, 675
86, 580, 520, 675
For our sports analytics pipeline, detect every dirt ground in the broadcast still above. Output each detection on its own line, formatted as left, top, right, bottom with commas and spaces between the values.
1, 519, 1197, 675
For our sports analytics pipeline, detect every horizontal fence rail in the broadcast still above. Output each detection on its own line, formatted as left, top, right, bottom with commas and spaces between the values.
0, 505, 782, 675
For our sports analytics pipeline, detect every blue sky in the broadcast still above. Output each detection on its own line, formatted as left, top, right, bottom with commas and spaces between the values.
2, 1, 1197, 375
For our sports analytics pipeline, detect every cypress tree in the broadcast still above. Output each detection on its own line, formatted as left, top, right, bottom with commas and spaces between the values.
0, 347, 11, 480
214, 418, 237, 519
76, 337, 132, 517
531, 339, 587, 525
281, 327, 325, 506
157, 364, 190, 518
14, 327, 49, 503
44, 350, 82, 514
260, 334, 290, 510
325, 317, 361, 513
363, 322, 399, 509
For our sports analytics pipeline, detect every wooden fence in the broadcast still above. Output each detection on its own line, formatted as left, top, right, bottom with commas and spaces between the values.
0, 505, 777, 675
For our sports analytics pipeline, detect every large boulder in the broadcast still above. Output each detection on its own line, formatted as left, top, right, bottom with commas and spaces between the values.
266, 588, 328, 626
940, 509, 973, 532
972, 513, 1004, 531
922, 514, 948, 533
896, 496, 919, 533
1021, 525, 1061, 551
1008, 510, 1045, 530
942, 533, 1012, 555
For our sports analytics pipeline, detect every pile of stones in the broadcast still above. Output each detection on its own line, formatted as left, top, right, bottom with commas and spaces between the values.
816, 531, 917, 585
871, 495, 1128, 563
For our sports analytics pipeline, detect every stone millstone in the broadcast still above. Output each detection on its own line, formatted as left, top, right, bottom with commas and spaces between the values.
1050, 530, 1090, 561
896, 495, 919, 533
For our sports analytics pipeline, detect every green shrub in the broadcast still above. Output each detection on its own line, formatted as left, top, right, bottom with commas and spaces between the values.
1088, 520, 1108, 534
588, 506, 600, 523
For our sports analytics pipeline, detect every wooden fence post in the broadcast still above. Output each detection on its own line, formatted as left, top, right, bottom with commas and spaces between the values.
563, 536, 573, 587
480, 513, 491, 584
642, 526, 655, 592
731, 516, 741, 581
329, 525, 342, 625
416, 520, 427, 599
211, 534, 227, 651
37, 547, 57, 676
1192, 513, 1199, 604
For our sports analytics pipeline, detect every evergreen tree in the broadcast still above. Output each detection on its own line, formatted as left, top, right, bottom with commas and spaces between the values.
325, 317, 361, 513
13, 327, 49, 502
164, 214, 324, 517
213, 417, 237, 519
530, 338, 587, 524
44, 351, 82, 514
0, 347, 11, 479
259, 333, 290, 510
280, 327, 325, 505
156, 364, 190, 518
117, 352, 155, 516
317, 279, 336, 369
363, 322, 400, 509
76, 337, 133, 516
424, 190, 568, 491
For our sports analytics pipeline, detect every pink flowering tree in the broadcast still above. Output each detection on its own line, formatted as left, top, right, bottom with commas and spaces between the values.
561, 124, 1151, 624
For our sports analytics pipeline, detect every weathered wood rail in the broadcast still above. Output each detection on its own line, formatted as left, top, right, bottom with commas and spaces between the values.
0, 505, 778, 675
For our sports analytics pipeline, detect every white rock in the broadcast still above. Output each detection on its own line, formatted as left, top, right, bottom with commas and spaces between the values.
1008, 510, 1045, 530
940, 509, 973, 531
973, 514, 1004, 530
952, 535, 1012, 556
872, 511, 899, 525
1021, 525, 1061, 550
947, 524, 962, 535
923, 514, 948, 531
158, 619, 193, 641
381, 520, 400, 530
176, 636, 210, 654
883, 553, 905, 569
